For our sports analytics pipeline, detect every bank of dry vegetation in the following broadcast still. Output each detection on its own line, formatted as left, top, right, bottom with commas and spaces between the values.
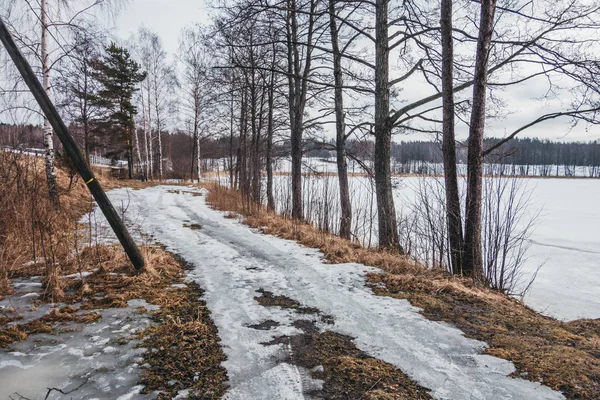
0, 153, 227, 398
206, 183, 600, 400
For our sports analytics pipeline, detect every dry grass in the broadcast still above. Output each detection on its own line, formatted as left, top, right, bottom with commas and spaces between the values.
60, 244, 185, 309
205, 183, 600, 400
0, 151, 91, 300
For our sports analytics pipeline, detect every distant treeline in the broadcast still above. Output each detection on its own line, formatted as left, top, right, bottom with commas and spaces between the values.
3, 122, 600, 178
390, 138, 600, 165
307, 137, 600, 177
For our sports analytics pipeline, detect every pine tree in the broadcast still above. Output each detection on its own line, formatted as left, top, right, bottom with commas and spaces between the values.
93, 43, 146, 179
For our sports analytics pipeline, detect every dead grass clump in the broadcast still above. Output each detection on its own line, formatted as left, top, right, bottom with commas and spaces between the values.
324, 356, 431, 400
139, 282, 228, 399
0, 325, 29, 348
45, 307, 102, 324
183, 223, 202, 230
0, 268, 11, 298
0, 319, 53, 348
64, 245, 184, 309
206, 184, 599, 399
254, 288, 320, 315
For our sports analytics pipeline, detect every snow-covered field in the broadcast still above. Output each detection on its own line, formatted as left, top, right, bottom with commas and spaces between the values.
102, 186, 563, 400
523, 179, 600, 320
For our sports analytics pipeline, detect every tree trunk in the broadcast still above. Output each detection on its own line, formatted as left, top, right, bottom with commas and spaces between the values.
286, 0, 315, 221
441, 0, 464, 274
82, 63, 90, 164
127, 120, 134, 179
463, 0, 497, 280
40, 0, 59, 208
83, 118, 90, 164
146, 83, 153, 180
374, 0, 400, 250
196, 126, 201, 181
140, 84, 150, 180
248, 45, 262, 205
134, 124, 141, 177
157, 127, 163, 181
154, 80, 163, 181
239, 87, 249, 197
329, 0, 351, 240
288, 0, 303, 220
229, 70, 235, 189
266, 66, 276, 213
190, 130, 196, 182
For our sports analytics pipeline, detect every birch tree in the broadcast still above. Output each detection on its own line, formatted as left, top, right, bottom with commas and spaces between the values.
179, 26, 211, 182
0, 0, 124, 206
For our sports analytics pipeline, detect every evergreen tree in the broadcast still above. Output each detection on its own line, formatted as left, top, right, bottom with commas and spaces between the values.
93, 43, 146, 178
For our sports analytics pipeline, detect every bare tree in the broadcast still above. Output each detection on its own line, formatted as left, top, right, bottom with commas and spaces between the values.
440, 0, 463, 274
179, 25, 212, 182
462, 0, 498, 281
147, 33, 177, 181
328, 0, 352, 239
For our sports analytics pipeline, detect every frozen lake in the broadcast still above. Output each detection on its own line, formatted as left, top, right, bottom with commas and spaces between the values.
521, 179, 600, 320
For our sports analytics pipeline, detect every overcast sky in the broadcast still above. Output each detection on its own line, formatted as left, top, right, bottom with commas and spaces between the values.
115, 0, 210, 57
114, 1, 600, 143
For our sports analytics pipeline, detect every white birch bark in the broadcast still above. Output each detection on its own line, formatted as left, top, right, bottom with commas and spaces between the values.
40, 0, 60, 207
146, 80, 153, 180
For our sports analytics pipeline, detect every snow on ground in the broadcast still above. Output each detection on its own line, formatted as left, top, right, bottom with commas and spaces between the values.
101, 185, 564, 400
0, 296, 157, 400
0, 259, 159, 399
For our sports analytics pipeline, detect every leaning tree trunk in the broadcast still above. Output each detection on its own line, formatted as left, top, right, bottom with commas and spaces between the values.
40, 0, 59, 208
441, 0, 464, 274
374, 0, 400, 250
329, 0, 352, 239
463, 0, 497, 280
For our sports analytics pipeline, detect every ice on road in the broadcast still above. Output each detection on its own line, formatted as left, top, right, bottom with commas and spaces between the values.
104, 185, 563, 400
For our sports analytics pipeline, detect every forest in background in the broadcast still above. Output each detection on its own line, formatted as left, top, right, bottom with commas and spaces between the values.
3, 122, 600, 178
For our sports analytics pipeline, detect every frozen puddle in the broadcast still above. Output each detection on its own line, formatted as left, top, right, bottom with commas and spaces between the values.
0, 299, 157, 400
100, 185, 564, 400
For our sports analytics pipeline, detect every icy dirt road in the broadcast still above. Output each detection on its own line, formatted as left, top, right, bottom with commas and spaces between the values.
104, 185, 564, 400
